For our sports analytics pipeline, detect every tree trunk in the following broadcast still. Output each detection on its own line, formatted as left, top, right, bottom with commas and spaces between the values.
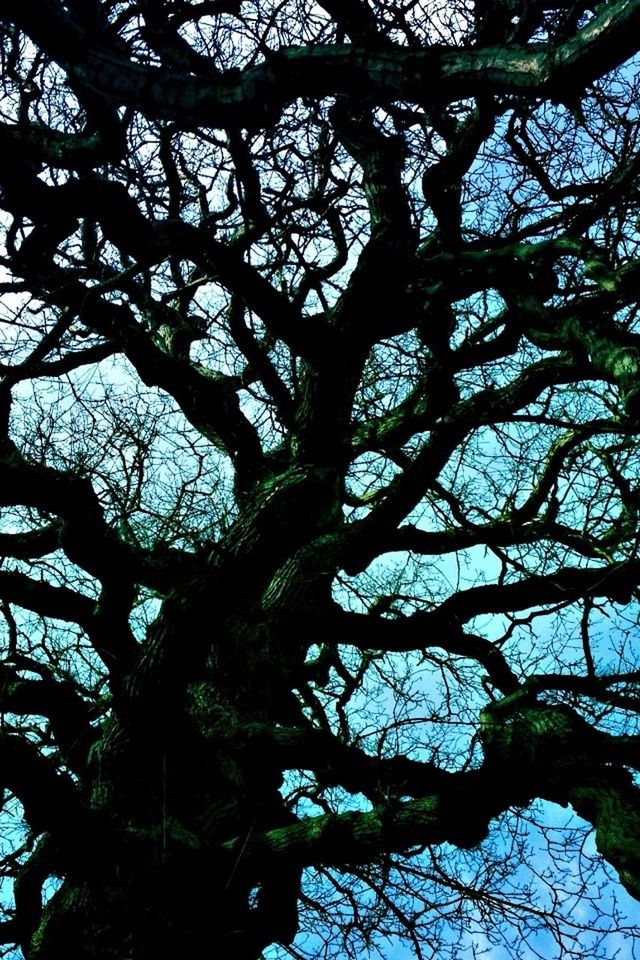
25, 467, 340, 959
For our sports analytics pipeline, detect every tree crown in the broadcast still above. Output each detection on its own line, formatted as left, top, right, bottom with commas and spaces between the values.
1, 2, 640, 959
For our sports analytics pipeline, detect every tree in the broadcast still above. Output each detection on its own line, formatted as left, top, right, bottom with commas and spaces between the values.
1, 0, 640, 957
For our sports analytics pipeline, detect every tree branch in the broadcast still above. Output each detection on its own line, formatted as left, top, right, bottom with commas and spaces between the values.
309, 606, 520, 693
5, 0, 640, 127
0, 665, 97, 773
0, 733, 87, 835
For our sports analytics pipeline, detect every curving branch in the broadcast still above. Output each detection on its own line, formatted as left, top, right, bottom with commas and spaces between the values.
224, 701, 640, 901
4, 0, 640, 127
310, 606, 520, 693
0, 733, 88, 835
0, 665, 97, 773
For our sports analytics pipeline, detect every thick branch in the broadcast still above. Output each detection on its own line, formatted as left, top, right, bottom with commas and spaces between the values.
0, 733, 87, 835
436, 558, 640, 622
0, 525, 61, 560
310, 606, 520, 693
0, 569, 95, 628
5, 0, 640, 127
0, 439, 198, 594
387, 518, 608, 561
225, 701, 640, 904
0, 666, 97, 772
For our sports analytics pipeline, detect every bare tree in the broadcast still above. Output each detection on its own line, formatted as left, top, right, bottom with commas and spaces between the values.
0, 1, 640, 957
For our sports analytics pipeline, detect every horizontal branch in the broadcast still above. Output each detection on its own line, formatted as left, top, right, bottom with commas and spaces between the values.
1, 342, 118, 383
0, 733, 87, 835
0, 566, 136, 672
437, 558, 640, 623
385, 517, 608, 561
0, 118, 123, 171
261, 724, 458, 800
310, 606, 520, 693
0, 439, 199, 594
0, 569, 95, 628
0, 525, 61, 560
5, 0, 640, 127
0, 666, 97, 772
224, 701, 640, 902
